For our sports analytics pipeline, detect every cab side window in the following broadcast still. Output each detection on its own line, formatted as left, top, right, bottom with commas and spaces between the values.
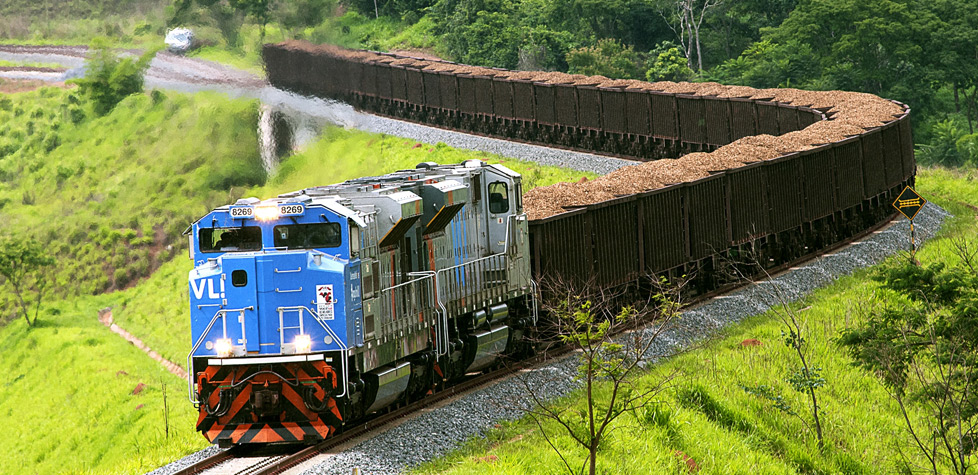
488, 181, 509, 214
273, 223, 342, 249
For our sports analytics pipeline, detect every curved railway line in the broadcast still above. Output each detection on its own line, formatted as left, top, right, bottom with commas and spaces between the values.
0, 43, 926, 474
263, 41, 916, 298
167, 41, 922, 473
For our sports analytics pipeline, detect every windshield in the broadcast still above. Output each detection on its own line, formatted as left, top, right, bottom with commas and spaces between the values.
199, 227, 262, 253
273, 223, 342, 249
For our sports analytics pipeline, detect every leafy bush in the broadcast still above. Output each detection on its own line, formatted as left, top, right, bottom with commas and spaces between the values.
709, 39, 820, 89
646, 42, 694, 82
916, 119, 977, 167
72, 38, 158, 116
566, 38, 641, 79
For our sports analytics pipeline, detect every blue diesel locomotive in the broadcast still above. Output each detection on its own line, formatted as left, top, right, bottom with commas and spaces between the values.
187, 160, 535, 445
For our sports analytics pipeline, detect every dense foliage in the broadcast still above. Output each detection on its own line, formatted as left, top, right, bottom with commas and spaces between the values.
839, 254, 978, 473
326, 0, 978, 167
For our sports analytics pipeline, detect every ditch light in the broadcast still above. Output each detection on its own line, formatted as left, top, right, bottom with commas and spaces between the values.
214, 338, 233, 358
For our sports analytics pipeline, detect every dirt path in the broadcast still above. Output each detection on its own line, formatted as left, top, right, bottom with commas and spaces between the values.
0, 44, 265, 88
98, 308, 188, 380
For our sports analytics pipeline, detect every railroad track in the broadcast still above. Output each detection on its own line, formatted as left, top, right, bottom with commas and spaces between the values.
173, 210, 900, 475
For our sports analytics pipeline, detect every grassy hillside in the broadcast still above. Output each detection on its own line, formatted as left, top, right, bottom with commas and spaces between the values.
0, 294, 202, 475
0, 86, 263, 317
0, 86, 262, 474
0, 80, 589, 473
0, 0, 168, 45
412, 166, 978, 474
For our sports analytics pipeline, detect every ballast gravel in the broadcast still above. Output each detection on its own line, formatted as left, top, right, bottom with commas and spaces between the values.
254, 87, 635, 176
350, 111, 634, 175
287, 203, 947, 475
145, 445, 223, 475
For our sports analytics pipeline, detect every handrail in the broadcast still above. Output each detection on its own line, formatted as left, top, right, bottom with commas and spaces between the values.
436, 250, 508, 274
529, 279, 539, 326
408, 271, 448, 356
278, 305, 350, 398
186, 306, 253, 404
379, 273, 432, 293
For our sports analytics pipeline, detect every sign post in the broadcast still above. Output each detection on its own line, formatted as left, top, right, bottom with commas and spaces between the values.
892, 186, 927, 259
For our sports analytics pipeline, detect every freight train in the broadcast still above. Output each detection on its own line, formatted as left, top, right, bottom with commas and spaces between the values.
184, 42, 917, 446
261, 41, 917, 292
187, 161, 535, 445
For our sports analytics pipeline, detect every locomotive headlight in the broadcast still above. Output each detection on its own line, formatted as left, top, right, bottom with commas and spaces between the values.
214, 338, 233, 357
294, 334, 312, 354
254, 205, 279, 221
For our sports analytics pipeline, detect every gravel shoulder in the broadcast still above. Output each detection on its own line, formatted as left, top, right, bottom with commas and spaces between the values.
290, 203, 948, 475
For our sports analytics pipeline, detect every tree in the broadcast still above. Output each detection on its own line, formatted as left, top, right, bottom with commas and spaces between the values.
169, 0, 250, 49
916, 119, 973, 167
274, 0, 335, 38
73, 38, 157, 116
660, 0, 724, 72
707, 38, 820, 88
229, 0, 272, 42
432, 0, 522, 68
741, 305, 826, 450
839, 244, 978, 474
566, 38, 641, 79
760, 0, 936, 105
0, 237, 55, 327
925, 0, 978, 133
516, 26, 576, 72
511, 276, 683, 475
725, 249, 827, 450
702, 0, 798, 63
646, 41, 694, 82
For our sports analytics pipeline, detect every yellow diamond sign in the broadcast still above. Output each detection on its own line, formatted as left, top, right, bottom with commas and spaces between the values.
892, 186, 926, 221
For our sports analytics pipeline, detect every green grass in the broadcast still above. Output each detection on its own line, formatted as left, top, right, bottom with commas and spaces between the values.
0, 86, 262, 473
411, 166, 978, 474
0, 293, 204, 475
0, 59, 65, 69
0, 86, 264, 314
